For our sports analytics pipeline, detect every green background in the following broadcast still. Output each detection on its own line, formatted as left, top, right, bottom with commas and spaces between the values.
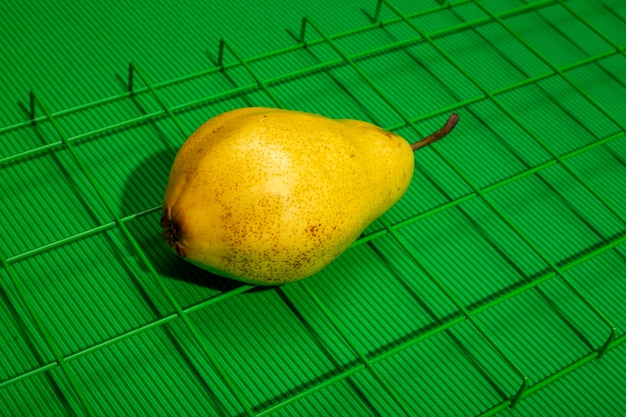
1, 0, 625, 415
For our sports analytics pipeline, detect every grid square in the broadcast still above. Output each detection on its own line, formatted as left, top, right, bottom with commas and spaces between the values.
0, 121, 59, 160
489, 164, 625, 266
498, 77, 621, 156
9, 227, 174, 356
376, 320, 517, 416
356, 42, 482, 119
536, 76, 621, 138
566, 241, 626, 339
505, 341, 626, 416
73, 118, 178, 219
250, 44, 336, 82
334, 20, 417, 57
391, 197, 550, 310
155, 65, 255, 110
307, 234, 459, 358
0, 147, 110, 257
379, 0, 451, 19
435, 21, 551, 92
408, 2, 483, 35
477, 279, 609, 384
440, 2, 491, 25
0, 268, 53, 382
565, 0, 626, 47
536, 276, 612, 349
0, 367, 85, 417
187, 286, 359, 413
433, 101, 553, 190
273, 369, 406, 416
504, 3, 613, 68
270, 64, 403, 128
71, 319, 245, 416
604, 0, 626, 18
54, 91, 162, 141
566, 134, 626, 218
471, 0, 547, 16
566, 55, 626, 128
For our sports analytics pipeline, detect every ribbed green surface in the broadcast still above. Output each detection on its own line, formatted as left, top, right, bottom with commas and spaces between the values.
1, 0, 626, 416
505, 342, 626, 416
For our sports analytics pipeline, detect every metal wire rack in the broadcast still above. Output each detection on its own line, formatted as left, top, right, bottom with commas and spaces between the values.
1, 0, 625, 415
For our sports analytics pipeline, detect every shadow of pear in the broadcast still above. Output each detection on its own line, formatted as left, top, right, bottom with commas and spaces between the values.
120, 148, 244, 294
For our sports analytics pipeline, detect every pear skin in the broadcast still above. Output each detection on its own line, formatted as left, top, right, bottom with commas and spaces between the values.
161, 108, 458, 285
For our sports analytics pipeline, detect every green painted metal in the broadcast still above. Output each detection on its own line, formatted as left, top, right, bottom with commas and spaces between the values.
1, 0, 625, 415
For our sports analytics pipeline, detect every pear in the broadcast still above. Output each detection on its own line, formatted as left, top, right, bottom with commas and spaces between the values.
161, 108, 458, 285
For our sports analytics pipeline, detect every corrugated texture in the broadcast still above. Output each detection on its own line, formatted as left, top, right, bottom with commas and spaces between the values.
505, 342, 626, 416
488, 164, 624, 265
0, 0, 377, 126
9, 228, 174, 355
375, 320, 516, 416
478, 285, 604, 384
186, 287, 359, 412
308, 236, 459, 356
392, 197, 550, 305
70, 320, 245, 416
431, 101, 552, 189
273, 370, 407, 416
565, 241, 626, 335
0, 145, 110, 257
0, 270, 53, 382
0, 367, 84, 417
1, 0, 626, 416
567, 121, 626, 214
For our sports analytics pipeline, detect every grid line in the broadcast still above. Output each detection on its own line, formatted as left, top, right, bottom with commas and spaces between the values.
218, 37, 417, 416
1, 1, 625, 415
381, 0, 619, 350
5, 0, 563, 137
2, 229, 625, 396
299, 14, 533, 407
0, 0, 471, 136
27, 89, 255, 416
471, 1, 626, 225
0, 244, 96, 416
468, 0, 623, 348
127, 63, 257, 416
342, 0, 623, 403
2, 1, 620, 170
4, 127, 623, 268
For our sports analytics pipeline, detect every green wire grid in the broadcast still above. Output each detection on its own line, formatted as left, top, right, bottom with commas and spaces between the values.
1, 0, 625, 416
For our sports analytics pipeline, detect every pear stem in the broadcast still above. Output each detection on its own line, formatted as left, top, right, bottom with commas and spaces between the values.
411, 113, 459, 151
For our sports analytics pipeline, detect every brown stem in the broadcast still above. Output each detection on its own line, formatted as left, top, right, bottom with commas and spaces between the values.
411, 113, 459, 151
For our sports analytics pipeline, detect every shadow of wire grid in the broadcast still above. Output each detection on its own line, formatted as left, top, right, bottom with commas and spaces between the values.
1, 0, 626, 415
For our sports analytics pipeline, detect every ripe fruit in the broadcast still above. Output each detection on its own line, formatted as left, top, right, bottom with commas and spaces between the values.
162, 107, 458, 285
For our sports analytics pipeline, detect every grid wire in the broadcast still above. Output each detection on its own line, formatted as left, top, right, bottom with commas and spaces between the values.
1, 0, 626, 415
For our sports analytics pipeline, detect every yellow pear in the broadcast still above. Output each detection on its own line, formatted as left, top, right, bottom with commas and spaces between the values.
161, 107, 458, 285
